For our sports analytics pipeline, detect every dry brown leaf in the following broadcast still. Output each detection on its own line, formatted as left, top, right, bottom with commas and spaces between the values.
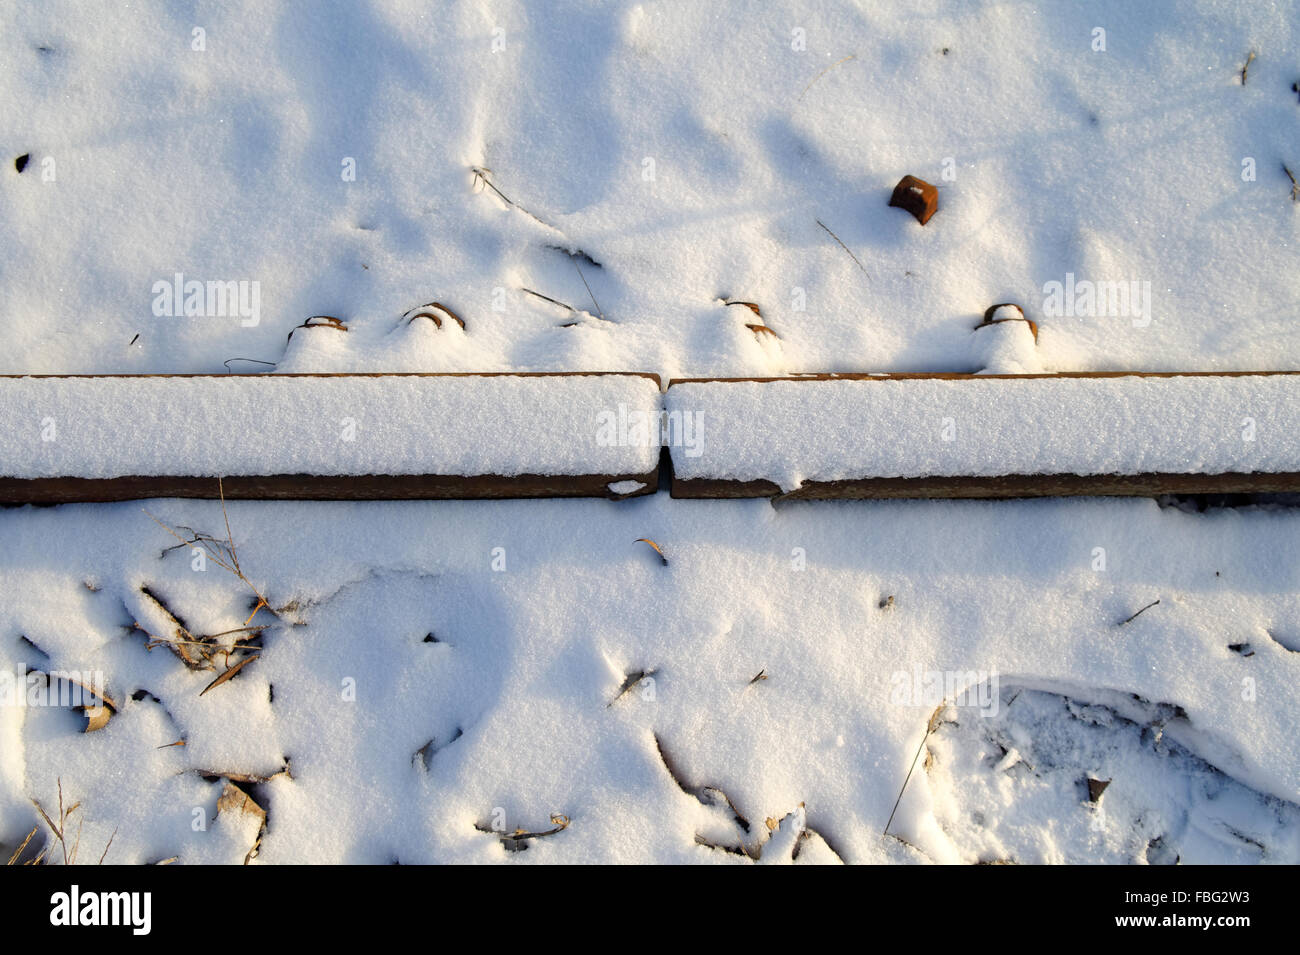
927, 704, 945, 735
634, 538, 668, 566
217, 782, 266, 821
199, 654, 259, 697
286, 315, 347, 343
723, 300, 762, 317
83, 704, 111, 733
403, 302, 466, 330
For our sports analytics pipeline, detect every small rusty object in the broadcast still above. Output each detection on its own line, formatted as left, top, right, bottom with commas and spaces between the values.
978, 303, 1038, 343
1086, 777, 1111, 803
889, 175, 938, 225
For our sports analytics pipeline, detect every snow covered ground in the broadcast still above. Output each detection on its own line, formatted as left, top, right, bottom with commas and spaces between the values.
4, 497, 1300, 864
4, 0, 1298, 378
1, 1, 1298, 864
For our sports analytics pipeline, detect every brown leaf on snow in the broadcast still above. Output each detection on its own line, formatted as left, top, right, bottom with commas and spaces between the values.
634, 538, 668, 566
199, 654, 259, 697
217, 782, 266, 821
83, 704, 111, 733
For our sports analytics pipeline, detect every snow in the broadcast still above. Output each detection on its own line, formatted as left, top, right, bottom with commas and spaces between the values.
667, 374, 1300, 491
0, 374, 661, 478
2, 496, 1298, 864
1, 0, 1299, 866
607, 479, 647, 495
974, 306, 1042, 374
3, 1, 1298, 380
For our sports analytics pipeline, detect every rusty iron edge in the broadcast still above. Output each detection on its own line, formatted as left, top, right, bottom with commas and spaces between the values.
4, 370, 1298, 502
671, 472, 1300, 500
665, 371, 1300, 497
664, 370, 1300, 386
0, 470, 660, 505
0, 371, 662, 386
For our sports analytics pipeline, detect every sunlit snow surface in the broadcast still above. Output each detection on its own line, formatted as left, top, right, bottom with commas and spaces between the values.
1, 1, 1298, 864
2, 498, 1298, 863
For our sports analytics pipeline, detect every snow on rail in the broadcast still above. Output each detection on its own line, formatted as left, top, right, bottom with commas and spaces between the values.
665, 373, 1300, 498
0, 373, 662, 501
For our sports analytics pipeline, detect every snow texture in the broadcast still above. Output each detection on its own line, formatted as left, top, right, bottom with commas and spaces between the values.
668, 374, 1300, 490
1, 496, 1297, 864
1, 0, 1299, 866
0, 374, 660, 478
3, 2, 1298, 380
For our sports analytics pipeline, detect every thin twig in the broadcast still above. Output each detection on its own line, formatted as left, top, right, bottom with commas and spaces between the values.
6, 827, 37, 865
884, 705, 944, 836
97, 828, 118, 865
1284, 164, 1299, 202
470, 166, 557, 231
1241, 50, 1256, 86
144, 625, 267, 653
1119, 598, 1161, 626
816, 219, 869, 279
520, 288, 575, 312
799, 54, 856, 101
572, 259, 606, 321
144, 479, 272, 629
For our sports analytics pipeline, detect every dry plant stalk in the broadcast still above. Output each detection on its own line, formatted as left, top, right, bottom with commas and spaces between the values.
884, 703, 946, 837
6, 826, 38, 865
470, 166, 558, 231
816, 218, 869, 278
1119, 598, 1160, 626
29, 778, 117, 865
570, 258, 606, 321
799, 53, 856, 101
142, 478, 272, 691
520, 287, 575, 312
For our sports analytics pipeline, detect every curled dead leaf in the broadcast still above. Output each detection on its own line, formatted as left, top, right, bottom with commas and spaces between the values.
723, 300, 762, 318
634, 538, 668, 566
83, 704, 111, 733
402, 302, 466, 330
286, 315, 347, 344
